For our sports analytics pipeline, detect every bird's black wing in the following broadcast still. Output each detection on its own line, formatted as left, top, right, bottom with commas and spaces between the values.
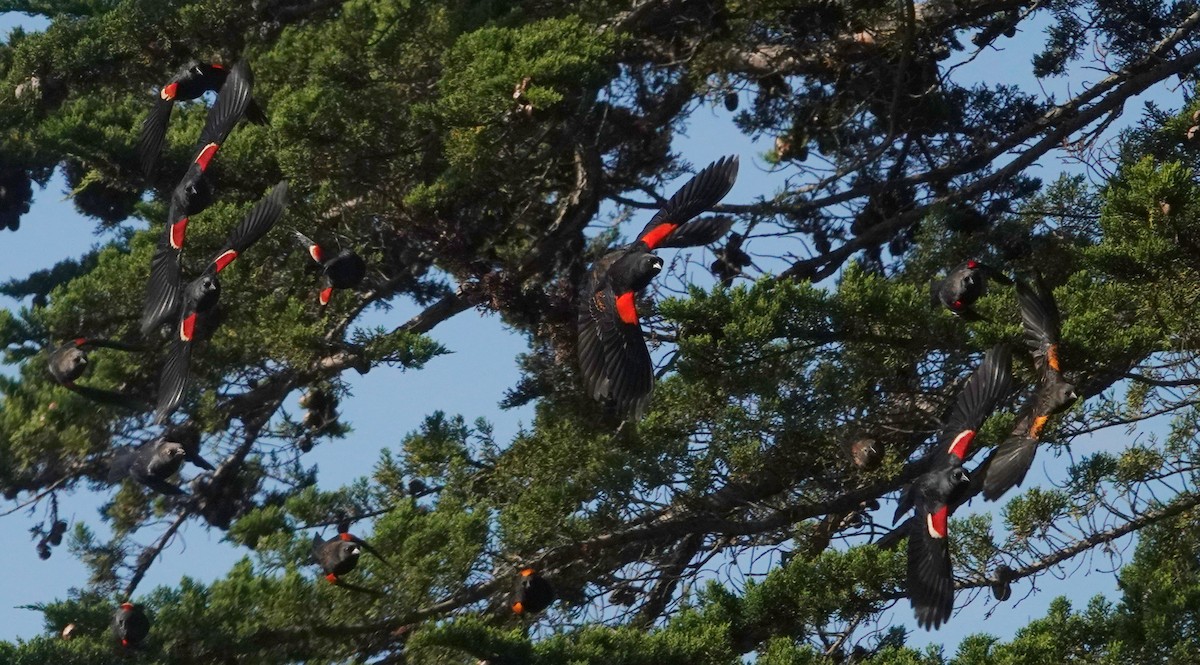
66, 384, 151, 411
137, 96, 174, 180
937, 344, 1013, 462
907, 503, 955, 630
1016, 275, 1062, 377
293, 230, 325, 264
195, 60, 254, 151
980, 433, 1038, 501
636, 155, 739, 250
207, 181, 288, 273
153, 328, 194, 425
577, 272, 653, 419
140, 234, 184, 337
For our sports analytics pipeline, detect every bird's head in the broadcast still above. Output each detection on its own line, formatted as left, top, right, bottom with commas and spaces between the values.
950, 466, 970, 486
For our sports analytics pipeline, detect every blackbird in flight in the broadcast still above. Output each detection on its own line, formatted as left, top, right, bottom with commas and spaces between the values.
893, 344, 1013, 629
312, 529, 393, 596
577, 155, 739, 419
108, 438, 189, 495
46, 337, 147, 409
980, 275, 1077, 500
142, 60, 257, 337
138, 60, 267, 180
293, 231, 367, 306
154, 181, 289, 424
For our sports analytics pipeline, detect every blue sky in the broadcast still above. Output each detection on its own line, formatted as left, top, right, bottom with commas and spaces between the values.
0, 7, 1187, 656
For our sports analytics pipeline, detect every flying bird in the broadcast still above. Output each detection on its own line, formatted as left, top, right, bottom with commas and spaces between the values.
292, 231, 367, 306
893, 344, 1013, 629
577, 155, 739, 419
312, 529, 393, 596
46, 337, 148, 409
111, 602, 150, 649
980, 276, 1077, 501
510, 568, 555, 615
108, 438, 190, 495
154, 181, 289, 424
141, 60, 257, 337
931, 259, 1012, 320
138, 60, 267, 180
162, 424, 215, 471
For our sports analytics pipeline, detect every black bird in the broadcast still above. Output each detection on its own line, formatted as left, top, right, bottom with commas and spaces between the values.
162, 424, 215, 471
980, 276, 1077, 501
931, 259, 1012, 320
510, 568, 555, 615
312, 529, 393, 595
293, 231, 367, 305
893, 344, 1013, 630
46, 337, 148, 409
138, 60, 267, 180
991, 564, 1015, 601
111, 602, 150, 649
108, 438, 190, 495
577, 155, 739, 419
154, 181, 289, 424
141, 60, 257, 337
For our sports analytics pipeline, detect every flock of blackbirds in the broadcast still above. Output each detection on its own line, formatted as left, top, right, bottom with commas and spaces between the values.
36, 57, 1077, 651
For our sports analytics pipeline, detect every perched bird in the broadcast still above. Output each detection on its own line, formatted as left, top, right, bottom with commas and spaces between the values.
991, 564, 1015, 601
510, 568, 555, 615
141, 60, 257, 337
293, 231, 367, 305
893, 344, 1013, 629
931, 259, 1012, 320
312, 530, 393, 595
577, 155, 739, 419
138, 60, 267, 180
111, 602, 150, 649
154, 181, 289, 424
46, 337, 148, 409
108, 438, 191, 495
980, 276, 1077, 501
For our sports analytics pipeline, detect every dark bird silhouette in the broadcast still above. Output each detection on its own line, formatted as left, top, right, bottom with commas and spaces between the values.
893, 344, 1013, 630
293, 231, 367, 305
510, 568, 555, 615
577, 155, 739, 419
46, 337, 148, 409
138, 61, 267, 180
991, 564, 1015, 601
980, 276, 1077, 501
154, 181, 289, 424
141, 60, 257, 337
108, 438, 190, 495
111, 602, 150, 649
163, 424, 214, 471
931, 259, 1012, 320
312, 529, 393, 596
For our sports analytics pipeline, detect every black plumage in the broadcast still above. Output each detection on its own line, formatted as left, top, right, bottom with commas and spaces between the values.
577, 155, 739, 419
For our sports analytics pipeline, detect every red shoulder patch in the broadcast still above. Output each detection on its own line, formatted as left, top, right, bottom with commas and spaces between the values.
640, 222, 678, 250
161, 82, 178, 101
615, 292, 637, 325
170, 217, 189, 250
212, 250, 238, 273
946, 430, 975, 460
926, 507, 949, 539
194, 143, 220, 172
180, 313, 197, 342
